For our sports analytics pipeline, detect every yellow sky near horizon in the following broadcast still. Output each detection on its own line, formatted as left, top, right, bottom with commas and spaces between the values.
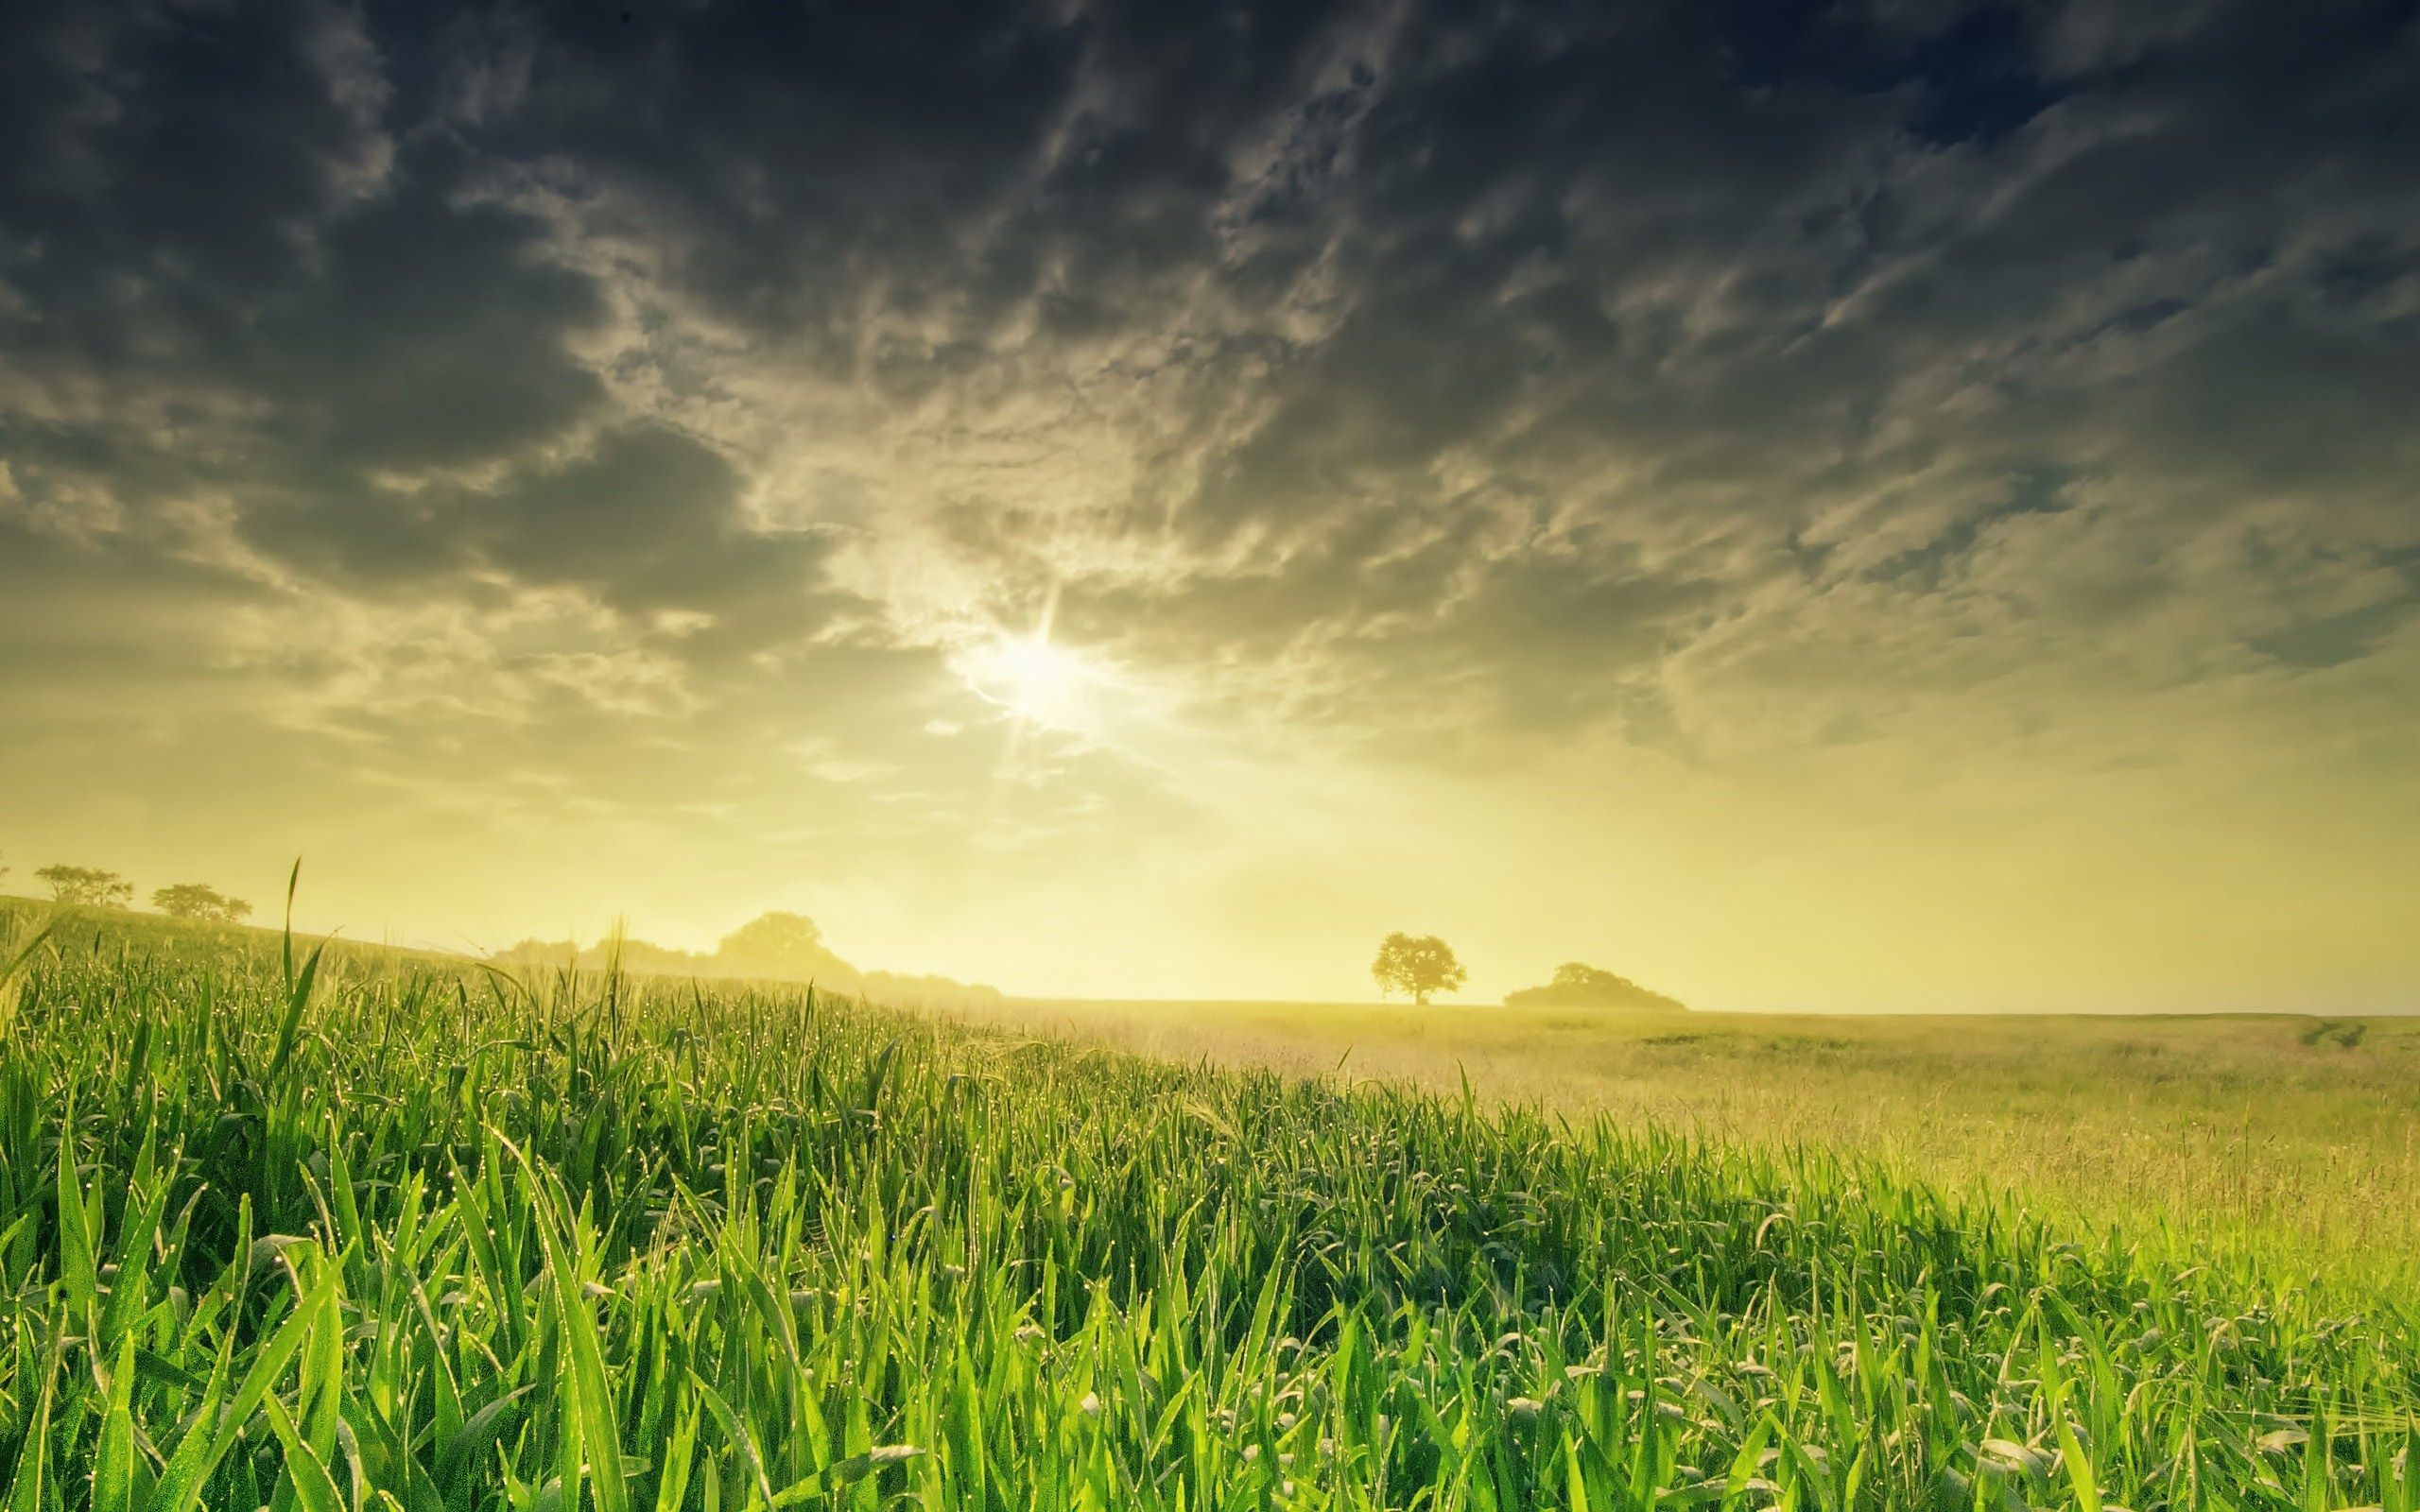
6, 587, 2414, 1014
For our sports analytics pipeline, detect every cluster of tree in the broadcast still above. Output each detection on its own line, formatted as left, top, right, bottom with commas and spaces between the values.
4, 856, 254, 922
150, 883, 254, 923
1372, 933, 1688, 1012
30, 864, 134, 909
491, 910, 1004, 1006
1504, 961, 1687, 1012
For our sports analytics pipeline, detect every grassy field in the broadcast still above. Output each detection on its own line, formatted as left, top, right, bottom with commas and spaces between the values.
969, 997, 2420, 1296
1, 902, 2415, 1510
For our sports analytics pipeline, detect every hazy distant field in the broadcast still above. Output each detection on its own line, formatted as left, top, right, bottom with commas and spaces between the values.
973, 996, 2420, 1292
3, 902, 2414, 1509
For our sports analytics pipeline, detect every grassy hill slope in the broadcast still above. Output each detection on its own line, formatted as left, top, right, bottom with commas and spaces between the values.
977, 993, 2420, 1292
0, 906, 2411, 1509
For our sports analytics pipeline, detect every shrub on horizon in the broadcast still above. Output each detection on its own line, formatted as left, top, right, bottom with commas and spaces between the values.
1504, 960, 1687, 1012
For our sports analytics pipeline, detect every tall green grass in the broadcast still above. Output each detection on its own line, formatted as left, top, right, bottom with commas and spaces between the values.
971, 996, 2420, 1294
0, 906, 2412, 1509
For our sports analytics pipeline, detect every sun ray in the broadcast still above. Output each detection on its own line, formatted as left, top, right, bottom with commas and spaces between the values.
954, 590, 1110, 742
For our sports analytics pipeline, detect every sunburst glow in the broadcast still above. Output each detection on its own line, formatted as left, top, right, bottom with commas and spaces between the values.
959, 632, 1101, 731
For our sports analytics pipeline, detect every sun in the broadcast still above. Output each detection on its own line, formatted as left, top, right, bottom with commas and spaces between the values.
959, 631, 1100, 731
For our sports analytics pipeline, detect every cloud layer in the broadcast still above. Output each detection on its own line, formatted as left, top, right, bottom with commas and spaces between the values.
5, 0, 2416, 1008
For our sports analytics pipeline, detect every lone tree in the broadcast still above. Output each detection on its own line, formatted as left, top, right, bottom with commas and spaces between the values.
1372, 932, 1467, 1005
152, 883, 253, 924
36, 865, 132, 909
716, 911, 849, 981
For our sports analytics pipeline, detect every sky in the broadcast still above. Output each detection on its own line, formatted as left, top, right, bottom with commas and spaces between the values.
3, 0, 2416, 1013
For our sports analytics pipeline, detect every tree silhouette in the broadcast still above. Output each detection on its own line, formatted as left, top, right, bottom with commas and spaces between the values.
152, 883, 254, 924
716, 911, 847, 979
36, 865, 133, 909
1372, 932, 1467, 1005
1503, 961, 1687, 1012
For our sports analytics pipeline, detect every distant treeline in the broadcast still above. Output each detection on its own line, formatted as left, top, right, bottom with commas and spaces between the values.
490, 909, 1004, 1007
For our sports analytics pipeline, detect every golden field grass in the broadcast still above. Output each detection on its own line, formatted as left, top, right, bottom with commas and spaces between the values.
961, 995, 2420, 1293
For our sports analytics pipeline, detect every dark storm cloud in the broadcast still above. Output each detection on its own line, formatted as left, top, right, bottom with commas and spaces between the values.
3, 0, 2416, 763
0, 10, 604, 468
447, 0, 1350, 350
1041, 0, 2420, 747
0, 3, 609, 595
